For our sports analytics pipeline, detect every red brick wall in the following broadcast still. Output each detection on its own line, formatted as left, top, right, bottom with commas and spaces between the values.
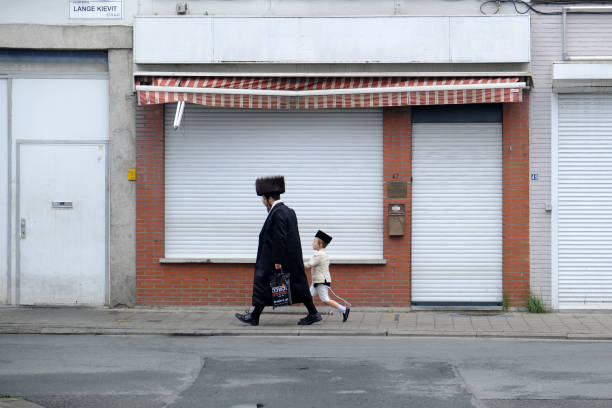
136, 105, 255, 305
502, 94, 530, 307
136, 102, 530, 307
135, 106, 413, 307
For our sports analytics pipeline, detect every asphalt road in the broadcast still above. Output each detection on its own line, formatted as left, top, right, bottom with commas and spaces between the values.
0, 335, 611, 408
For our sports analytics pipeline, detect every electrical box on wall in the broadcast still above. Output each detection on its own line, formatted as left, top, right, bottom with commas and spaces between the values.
388, 203, 405, 236
176, 2, 187, 14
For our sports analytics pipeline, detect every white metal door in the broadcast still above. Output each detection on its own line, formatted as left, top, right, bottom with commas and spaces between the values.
412, 123, 502, 304
556, 94, 612, 309
18, 143, 107, 305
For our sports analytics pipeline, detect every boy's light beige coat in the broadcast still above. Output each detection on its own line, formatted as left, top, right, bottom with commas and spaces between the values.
304, 249, 331, 285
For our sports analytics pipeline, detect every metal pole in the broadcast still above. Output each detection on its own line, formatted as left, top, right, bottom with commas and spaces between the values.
562, 7, 567, 61
173, 101, 185, 130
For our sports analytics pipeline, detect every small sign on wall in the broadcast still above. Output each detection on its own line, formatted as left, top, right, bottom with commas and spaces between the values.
70, 0, 122, 19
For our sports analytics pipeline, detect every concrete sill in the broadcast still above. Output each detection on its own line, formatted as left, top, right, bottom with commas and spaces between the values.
159, 258, 387, 265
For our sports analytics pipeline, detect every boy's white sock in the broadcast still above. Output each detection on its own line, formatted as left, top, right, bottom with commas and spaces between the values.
338, 305, 346, 312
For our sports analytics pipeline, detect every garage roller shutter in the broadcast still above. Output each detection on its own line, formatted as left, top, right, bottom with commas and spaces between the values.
557, 94, 612, 308
164, 106, 383, 261
412, 123, 502, 303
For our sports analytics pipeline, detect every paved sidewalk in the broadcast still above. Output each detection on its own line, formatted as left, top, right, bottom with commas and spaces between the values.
1, 306, 612, 340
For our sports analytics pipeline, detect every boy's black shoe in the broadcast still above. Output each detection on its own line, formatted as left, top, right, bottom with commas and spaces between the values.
342, 307, 350, 322
235, 312, 259, 326
297, 312, 322, 325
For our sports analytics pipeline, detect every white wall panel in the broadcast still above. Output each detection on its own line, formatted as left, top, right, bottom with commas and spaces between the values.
0, 80, 7, 304
135, 18, 214, 64
140, 0, 523, 17
529, 7, 562, 307
164, 106, 383, 261
12, 79, 109, 141
134, 16, 530, 64
554, 63, 612, 80
212, 17, 450, 64
450, 16, 530, 63
412, 123, 502, 303
0, 0, 137, 24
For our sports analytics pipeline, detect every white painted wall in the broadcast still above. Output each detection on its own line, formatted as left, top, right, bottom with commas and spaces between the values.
11, 79, 109, 142
529, 6, 560, 308
0, 0, 138, 24
134, 15, 530, 64
554, 63, 612, 80
0, 0, 522, 25
530, 5, 612, 309
146, 0, 519, 16
0, 80, 7, 304
8, 77, 109, 304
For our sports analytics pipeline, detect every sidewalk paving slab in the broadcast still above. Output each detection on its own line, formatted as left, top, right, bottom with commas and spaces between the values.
1, 306, 612, 340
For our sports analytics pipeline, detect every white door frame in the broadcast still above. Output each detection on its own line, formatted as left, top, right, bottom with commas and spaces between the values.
15, 140, 109, 305
2, 79, 10, 305
551, 92, 560, 310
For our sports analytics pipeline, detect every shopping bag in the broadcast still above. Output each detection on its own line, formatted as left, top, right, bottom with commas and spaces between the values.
270, 269, 292, 309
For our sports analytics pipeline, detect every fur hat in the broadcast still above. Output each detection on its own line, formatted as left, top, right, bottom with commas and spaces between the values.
255, 176, 285, 196
315, 230, 332, 245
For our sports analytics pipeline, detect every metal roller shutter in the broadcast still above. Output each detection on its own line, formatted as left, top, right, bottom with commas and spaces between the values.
557, 94, 612, 309
164, 106, 383, 261
412, 123, 502, 304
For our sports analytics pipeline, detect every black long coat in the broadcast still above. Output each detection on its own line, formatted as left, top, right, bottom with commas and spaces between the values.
252, 202, 312, 307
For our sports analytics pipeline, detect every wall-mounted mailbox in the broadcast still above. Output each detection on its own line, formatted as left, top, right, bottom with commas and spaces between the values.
387, 181, 407, 198
388, 203, 405, 236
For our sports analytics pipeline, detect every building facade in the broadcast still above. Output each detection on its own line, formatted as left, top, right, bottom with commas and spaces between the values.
528, 2, 612, 310
5, 1, 611, 311
133, 2, 531, 308
0, 2, 136, 306
2, 0, 541, 309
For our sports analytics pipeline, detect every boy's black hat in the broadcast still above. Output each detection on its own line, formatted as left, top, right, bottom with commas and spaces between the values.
255, 176, 285, 196
315, 230, 332, 244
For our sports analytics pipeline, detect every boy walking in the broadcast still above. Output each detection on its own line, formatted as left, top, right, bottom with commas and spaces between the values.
304, 230, 350, 322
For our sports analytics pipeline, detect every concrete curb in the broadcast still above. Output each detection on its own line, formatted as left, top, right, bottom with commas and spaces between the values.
0, 399, 44, 408
2, 325, 612, 340
2, 307, 612, 341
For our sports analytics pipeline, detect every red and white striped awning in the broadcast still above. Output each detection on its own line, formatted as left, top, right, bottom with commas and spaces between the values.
135, 76, 525, 109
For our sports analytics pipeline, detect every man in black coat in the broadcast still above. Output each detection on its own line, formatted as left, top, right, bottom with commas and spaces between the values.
235, 176, 322, 326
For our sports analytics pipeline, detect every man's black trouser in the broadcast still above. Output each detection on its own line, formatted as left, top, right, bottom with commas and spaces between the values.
251, 299, 318, 319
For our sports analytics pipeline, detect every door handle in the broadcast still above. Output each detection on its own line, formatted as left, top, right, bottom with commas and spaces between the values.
20, 218, 26, 239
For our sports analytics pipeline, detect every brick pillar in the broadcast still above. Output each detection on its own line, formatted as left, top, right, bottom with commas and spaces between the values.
503, 94, 530, 307
136, 104, 165, 304
382, 107, 412, 306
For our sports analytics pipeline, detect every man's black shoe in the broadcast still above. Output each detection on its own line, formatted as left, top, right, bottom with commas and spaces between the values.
235, 312, 259, 326
297, 312, 322, 325
342, 307, 350, 322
